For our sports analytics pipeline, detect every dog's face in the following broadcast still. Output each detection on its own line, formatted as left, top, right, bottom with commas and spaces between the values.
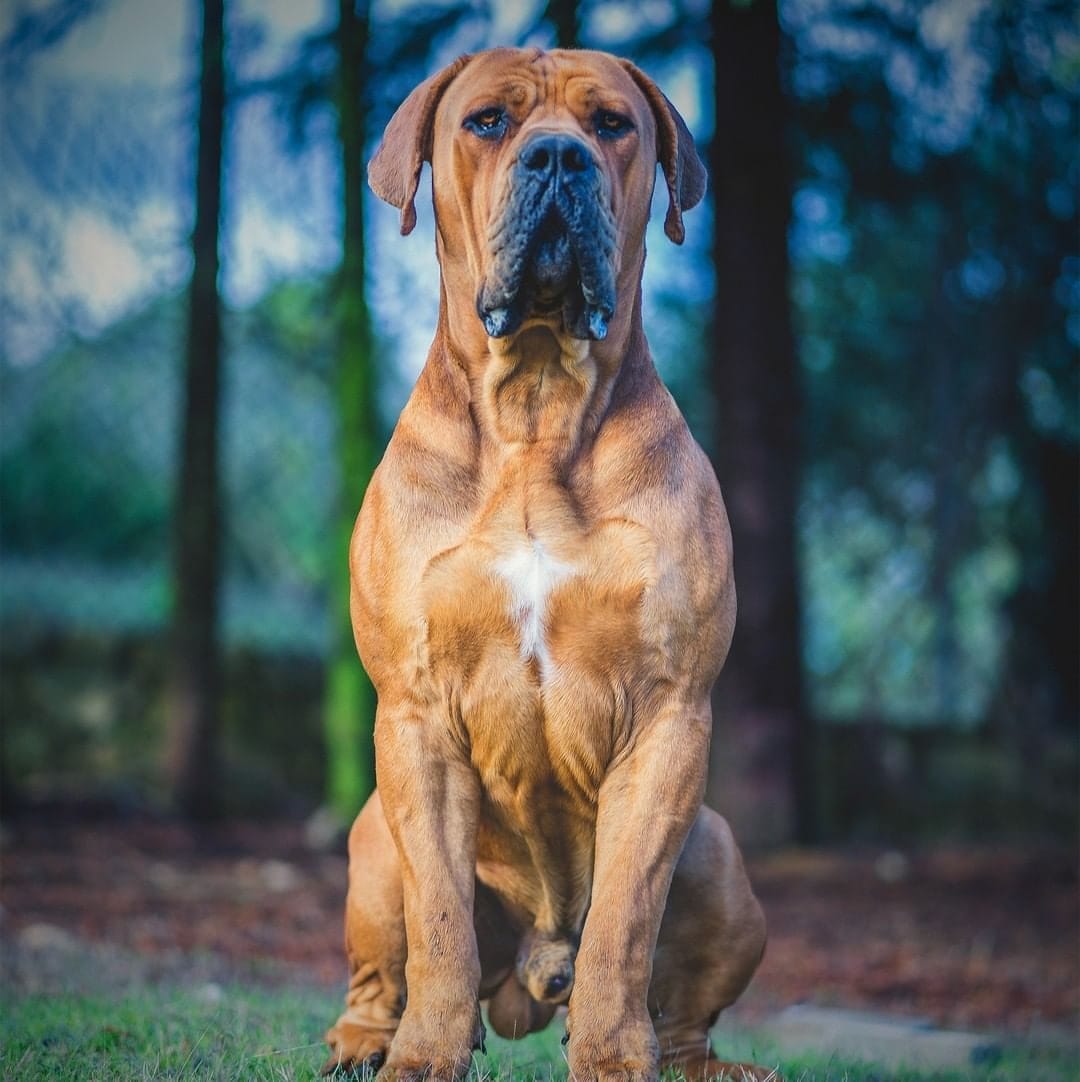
432, 50, 650, 342
369, 48, 706, 343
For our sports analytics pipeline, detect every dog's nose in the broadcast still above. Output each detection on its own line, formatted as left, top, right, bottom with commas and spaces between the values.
520, 134, 593, 181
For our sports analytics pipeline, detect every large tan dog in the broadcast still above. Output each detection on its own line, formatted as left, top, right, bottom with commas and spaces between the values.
323, 48, 767, 1082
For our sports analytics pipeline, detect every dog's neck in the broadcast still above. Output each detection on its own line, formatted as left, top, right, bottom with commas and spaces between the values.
433, 257, 649, 470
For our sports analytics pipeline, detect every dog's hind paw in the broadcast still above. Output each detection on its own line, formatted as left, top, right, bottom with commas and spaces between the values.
321, 1021, 392, 1077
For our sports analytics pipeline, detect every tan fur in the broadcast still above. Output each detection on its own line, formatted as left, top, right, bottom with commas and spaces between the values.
323, 48, 770, 1082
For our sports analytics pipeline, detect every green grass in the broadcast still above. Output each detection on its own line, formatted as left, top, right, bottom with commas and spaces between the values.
2, 986, 331, 1081
0, 985, 1074, 1081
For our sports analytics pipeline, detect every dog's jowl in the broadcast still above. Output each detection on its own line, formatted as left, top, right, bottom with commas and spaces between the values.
322, 48, 770, 1082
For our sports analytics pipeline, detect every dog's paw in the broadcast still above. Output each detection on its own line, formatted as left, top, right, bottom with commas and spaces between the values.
373, 1051, 472, 1082
567, 1063, 658, 1082
565, 1014, 660, 1082
662, 1059, 782, 1082
372, 1002, 484, 1082
375, 1066, 452, 1082
321, 1020, 391, 1077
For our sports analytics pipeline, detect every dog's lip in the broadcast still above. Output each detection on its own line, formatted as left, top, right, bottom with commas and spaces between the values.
478, 188, 614, 341
514, 209, 583, 318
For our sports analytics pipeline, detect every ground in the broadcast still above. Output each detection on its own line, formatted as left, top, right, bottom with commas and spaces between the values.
1, 811, 1077, 1079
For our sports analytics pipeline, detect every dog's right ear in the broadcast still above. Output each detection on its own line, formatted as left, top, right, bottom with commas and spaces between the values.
368, 54, 473, 236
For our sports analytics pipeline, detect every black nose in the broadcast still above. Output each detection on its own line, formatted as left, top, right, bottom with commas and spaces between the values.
520, 134, 593, 180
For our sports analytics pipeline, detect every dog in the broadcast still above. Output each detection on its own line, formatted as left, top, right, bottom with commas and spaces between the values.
323, 48, 768, 1082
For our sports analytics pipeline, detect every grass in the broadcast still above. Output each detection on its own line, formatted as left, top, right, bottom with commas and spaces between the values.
1, 984, 1074, 1081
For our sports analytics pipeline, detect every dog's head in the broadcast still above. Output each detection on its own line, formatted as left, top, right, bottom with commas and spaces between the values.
369, 48, 706, 342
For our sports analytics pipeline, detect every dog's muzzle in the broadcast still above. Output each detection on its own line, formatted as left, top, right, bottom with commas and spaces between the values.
477, 133, 617, 341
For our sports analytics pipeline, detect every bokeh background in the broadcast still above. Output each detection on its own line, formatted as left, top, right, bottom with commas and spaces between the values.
1, 0, 1076, 854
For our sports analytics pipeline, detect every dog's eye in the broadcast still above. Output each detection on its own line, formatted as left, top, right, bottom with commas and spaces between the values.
465, 107, 507, 138
596, 111, 632, 139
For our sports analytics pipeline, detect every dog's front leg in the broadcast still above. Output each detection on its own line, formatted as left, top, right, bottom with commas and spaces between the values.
373, 704, 484, 1082
566, 702, 710, 1082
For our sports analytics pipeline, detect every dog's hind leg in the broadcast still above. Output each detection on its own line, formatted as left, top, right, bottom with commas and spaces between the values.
322, 792, 408, 1076
649, 807, 774, 1082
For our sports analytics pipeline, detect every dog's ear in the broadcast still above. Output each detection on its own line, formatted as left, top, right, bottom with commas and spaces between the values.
368, 54, 473, 236
619, 60, 707, 245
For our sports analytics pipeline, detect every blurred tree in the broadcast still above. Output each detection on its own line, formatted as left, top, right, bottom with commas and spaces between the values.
0, 0, 103, 72
166, 0, 227, 819
785, 0, 1078, 836
708, 0, 810, 845
0, 0, 121, 361
245, 1, 491, 824
790, 0, 1078, 735
543, 0, 580, 48
323, 0, 378, 824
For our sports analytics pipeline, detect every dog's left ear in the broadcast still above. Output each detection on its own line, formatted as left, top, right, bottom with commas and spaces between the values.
619, 60, 707, 245
368, 54, 473, 235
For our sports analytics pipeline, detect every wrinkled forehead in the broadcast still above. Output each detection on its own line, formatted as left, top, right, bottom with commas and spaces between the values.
435, 47, 650, 133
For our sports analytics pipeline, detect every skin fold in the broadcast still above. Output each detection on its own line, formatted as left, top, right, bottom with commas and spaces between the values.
322, 48, 771, 1082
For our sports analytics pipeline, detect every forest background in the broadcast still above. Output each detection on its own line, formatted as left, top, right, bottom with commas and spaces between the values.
1, 0, 1076, 852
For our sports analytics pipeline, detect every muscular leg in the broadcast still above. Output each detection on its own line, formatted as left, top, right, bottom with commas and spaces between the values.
322, 792, 521, 1075
650, 807, 770, 1081
566, 703, 711, 1081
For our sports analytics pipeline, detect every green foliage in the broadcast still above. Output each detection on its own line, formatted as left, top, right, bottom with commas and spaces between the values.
318, 0, 379, 824
323, 642, 375, 821
0, 297, 181, 565
791, 0, 1079, 730
0, 281, 337, 650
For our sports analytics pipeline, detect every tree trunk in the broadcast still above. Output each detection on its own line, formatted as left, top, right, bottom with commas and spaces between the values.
544, 0, 580, 48
707, 0, 811, 844
927, 193, 965, 723
166, 0, 226, 819
323, 0, 377, 823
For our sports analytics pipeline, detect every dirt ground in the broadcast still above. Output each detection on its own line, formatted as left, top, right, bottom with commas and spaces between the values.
1, 811, 1076, 1036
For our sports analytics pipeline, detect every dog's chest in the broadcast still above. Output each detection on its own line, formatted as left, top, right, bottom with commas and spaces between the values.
491, 538, 575, 679
418, 480, 658, 805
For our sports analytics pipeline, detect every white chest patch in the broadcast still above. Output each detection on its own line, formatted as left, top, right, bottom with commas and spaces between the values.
494, 540, 575, 676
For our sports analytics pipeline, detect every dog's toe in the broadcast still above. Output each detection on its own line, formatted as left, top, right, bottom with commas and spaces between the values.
320, 1050, 384, 1078
673, 1059, 783, 1082
567, 1055, 658, 1082
373, 1063, 464, 1082
598, 1070, 656, 1082
322, 1022, 391, 1077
